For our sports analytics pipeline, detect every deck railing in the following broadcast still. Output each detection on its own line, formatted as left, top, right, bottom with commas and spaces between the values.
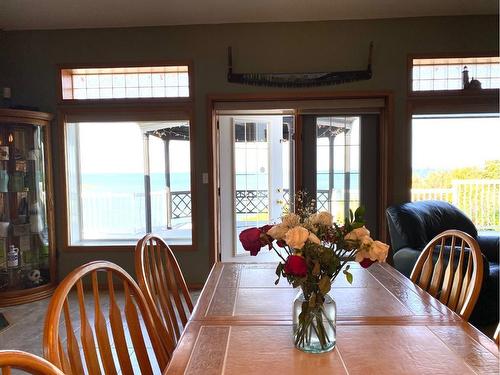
80, 179, 499, 234
80, 189, 331, 233
412, 179, 500, 231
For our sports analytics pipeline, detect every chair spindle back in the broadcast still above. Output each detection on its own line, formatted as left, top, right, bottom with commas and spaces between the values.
410, 230, 483, 320
135, 234, 193, 344
43, 261, 172, 375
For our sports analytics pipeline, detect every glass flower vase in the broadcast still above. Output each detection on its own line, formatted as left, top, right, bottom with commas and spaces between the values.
292, 290, 336, 353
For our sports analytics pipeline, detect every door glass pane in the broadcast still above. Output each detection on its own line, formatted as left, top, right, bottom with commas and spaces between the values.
316, 116, 360, 221
221, 116, 293, 259
234, 120, 269, 255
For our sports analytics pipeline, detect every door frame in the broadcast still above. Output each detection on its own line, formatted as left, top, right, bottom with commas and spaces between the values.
207, 91, 394, 267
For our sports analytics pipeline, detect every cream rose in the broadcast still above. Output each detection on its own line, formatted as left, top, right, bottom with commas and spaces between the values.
285, 226, 310, 249
355, 248, 371, 262
311, 211, 333, 227
308, 232, 321, 245
360, 235, 374, 249
344, 226, 370, 241
282, 213, 300, 228
267, 224, 289, 240
369, 240, 389, 262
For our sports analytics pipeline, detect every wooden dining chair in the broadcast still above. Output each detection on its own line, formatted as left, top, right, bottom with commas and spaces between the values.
43, 261, 174, 375
410, 229, 484, 320
494, 323, 500, 345
135, 234, 193, 344
0, 350, 66, 375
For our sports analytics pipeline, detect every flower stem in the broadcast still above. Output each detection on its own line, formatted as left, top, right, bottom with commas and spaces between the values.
270, 244, 287, 262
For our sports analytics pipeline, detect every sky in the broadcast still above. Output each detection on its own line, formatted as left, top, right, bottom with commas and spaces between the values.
77, 122, 191, 174
412, 115, 500, 171
73, 115, 500, 175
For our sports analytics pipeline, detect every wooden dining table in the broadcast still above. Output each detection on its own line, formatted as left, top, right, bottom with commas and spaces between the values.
164, 262, 499, 374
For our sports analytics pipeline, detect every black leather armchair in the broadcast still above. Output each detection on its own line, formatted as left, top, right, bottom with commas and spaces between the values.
386, 200, 499, 325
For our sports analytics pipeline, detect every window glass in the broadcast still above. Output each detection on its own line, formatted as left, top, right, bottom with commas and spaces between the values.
62, 66, 190, 100
412, 114, 500, 231
65, 120, 192, 245
412, 57, 500, 91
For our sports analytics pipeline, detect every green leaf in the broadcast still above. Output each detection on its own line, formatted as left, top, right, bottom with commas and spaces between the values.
343, 270, 353, 284
354, 206, 366, 222
349, 209, 354, 223
275, 262, 284, 276
351, 221, 364, 229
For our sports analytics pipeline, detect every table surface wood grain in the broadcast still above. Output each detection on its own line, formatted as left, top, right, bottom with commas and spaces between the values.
164, 262, 498, 374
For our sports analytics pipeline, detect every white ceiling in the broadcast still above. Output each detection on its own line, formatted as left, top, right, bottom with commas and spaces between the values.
1, 0, 498, 31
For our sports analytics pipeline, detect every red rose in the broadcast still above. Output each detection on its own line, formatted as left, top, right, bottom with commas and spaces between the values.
284, 255, 308, 277
239, 228, 264, 255
259, 225, 274, 249
359, 258, 376, 268
276, 240, 286, 248
260, 224, 273, 233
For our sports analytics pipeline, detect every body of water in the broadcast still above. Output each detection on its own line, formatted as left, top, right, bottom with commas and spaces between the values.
82, 172, 191, 193
83, 172, 360, 193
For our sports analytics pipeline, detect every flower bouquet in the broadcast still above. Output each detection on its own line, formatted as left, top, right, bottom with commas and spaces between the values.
239, 195, 389, 353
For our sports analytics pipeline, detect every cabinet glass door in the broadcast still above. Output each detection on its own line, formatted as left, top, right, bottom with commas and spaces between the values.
0, 123, 50, 292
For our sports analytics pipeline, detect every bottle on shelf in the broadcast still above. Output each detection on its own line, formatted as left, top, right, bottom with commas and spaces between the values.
7, 245, 19, 268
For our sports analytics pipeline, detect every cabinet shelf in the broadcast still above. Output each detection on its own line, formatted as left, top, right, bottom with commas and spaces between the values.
0, 108, 55, 306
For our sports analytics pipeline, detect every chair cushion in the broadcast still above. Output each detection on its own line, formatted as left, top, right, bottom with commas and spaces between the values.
393, 247, 420, 278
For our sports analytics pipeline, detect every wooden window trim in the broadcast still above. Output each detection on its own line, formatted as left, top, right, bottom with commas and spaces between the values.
57, 102, 198, 253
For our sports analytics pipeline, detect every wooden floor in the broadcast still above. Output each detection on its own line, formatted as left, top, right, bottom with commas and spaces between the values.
0, 290, 201, 358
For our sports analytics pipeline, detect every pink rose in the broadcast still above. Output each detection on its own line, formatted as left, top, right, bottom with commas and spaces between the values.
284, 255, 308, 277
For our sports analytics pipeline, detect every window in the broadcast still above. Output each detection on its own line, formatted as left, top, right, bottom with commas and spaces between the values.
412, 113, 500, 231
411, 56, 500, 92
61, 65, 190, 100
65, 119, 193, 246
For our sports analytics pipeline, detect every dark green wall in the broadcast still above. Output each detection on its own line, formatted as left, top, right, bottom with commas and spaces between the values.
0, 16, 498, 284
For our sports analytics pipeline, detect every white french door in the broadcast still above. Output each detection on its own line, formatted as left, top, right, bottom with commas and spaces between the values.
218, 115, 294, 262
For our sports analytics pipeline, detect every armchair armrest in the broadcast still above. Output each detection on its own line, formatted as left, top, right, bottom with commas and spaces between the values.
477, 231, 499, 263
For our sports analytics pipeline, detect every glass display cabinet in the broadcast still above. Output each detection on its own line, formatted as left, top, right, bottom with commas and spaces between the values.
0, 109, 56, 306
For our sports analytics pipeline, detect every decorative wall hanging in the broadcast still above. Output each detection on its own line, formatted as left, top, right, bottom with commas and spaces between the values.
227, 42, 373, 88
